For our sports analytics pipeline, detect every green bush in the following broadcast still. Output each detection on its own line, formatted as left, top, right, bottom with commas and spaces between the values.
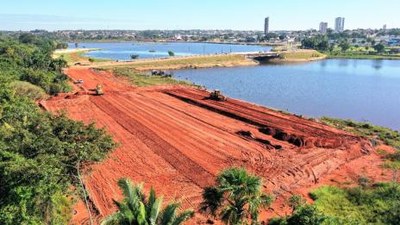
9, 81, 47, 100
310, 183, 400, 224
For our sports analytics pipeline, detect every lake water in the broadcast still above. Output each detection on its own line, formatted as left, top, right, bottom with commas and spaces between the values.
68, 42, 271, 60
175, 59, 400, 130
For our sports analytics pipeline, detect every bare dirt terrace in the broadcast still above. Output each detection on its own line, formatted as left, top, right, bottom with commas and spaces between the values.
42, 68, 392, 224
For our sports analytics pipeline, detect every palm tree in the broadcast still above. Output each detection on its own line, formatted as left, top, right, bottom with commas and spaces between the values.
201, 168, 273, 225
101, 178, 194, 225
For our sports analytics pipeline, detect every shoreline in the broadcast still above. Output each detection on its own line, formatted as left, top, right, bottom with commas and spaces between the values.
54, 48, 100, 54
327, 54, 400, 60
98, 54, 259, 71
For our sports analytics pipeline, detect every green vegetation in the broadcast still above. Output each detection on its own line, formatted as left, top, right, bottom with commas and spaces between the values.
301, 35, 400, 60
328, 53, 400, 60
320, 117, 400, 150
113, 68, 193, 87
131, 54, 140, 59
0, 35, 116, 224
201, 168, 273, 225
279, 50, 325, 60
102, 178, 194, 225
309, 183, 400, 224
53, 48, 108, 65
9, 81, 48, 100
301, 35, 329, 52
270, 182, 400, 225
373, 43, 385, 53
168, 50, 175, 56
269, 204, 331, 225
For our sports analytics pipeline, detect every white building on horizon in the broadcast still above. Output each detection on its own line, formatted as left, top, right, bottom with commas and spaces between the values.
319, 22, 328, 34
335, 17, 345, 32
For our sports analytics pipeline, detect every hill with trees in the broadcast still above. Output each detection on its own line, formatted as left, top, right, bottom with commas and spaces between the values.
0, 33, 116, 224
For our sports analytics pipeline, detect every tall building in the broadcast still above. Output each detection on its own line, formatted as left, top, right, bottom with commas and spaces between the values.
264, 17, 269, 35
319, 22, 328, 34
383, 24, 387, 31
335, 17, 345, 32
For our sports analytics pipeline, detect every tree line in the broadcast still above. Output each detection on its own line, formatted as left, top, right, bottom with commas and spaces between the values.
301, 35, 387, 54
0, 33, 116, 224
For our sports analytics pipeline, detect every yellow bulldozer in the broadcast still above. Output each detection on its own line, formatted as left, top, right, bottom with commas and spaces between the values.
95, 84, 104, 96
209, 89, 227, 101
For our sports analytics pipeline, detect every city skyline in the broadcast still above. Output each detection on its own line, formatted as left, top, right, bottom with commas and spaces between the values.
1, 0, 400, 31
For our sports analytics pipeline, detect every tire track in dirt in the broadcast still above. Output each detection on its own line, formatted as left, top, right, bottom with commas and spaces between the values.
90, 96, 215, 188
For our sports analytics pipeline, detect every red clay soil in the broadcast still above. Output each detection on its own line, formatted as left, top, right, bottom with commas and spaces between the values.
43, 68, 393, 224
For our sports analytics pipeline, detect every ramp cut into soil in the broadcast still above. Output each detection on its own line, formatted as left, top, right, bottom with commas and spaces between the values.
43, 68, 392, 224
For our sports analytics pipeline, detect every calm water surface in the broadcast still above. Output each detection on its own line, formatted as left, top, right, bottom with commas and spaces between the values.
175, 59, 400, 130
68, 42, 271, 60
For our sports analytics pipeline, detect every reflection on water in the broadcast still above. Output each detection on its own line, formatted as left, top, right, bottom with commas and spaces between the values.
175, 59, 400, 130
372, 60, 383, 70
338, 59, 349, 67
320, 60, 327, 68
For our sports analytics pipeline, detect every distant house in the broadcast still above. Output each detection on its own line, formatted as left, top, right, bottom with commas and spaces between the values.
388, 38, 400, 46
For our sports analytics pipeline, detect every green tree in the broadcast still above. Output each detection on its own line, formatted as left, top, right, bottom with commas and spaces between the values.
200, 168, 273, 225
102, 178, 194, 225
286, 205, 327, 225
168, 51, 175, 57
269, 205, 328, 225
373, 43, 385, 53
0, 36, 116, 224
131, 54, 139, 60
288, 195, 306, 213
339, 41, 350, 52
301, 36, 328, 51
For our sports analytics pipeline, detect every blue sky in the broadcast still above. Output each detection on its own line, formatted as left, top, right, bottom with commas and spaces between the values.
1, 0, 399, 31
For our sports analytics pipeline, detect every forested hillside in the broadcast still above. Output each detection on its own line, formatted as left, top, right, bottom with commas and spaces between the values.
0, 33, 115, 224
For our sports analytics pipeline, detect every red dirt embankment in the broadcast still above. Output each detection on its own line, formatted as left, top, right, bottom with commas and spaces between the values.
44, 68, 392, 224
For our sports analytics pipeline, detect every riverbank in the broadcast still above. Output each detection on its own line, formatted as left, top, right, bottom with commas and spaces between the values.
95, 54, 259, 70
53, 48, 108, 65
62, 50, 326, 72
327, 53, 400, 60
269, 49, 327, 63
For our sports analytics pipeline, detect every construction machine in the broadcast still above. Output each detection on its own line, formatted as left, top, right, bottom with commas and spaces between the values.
95, 84, 104, 96
209, 89, 227, 101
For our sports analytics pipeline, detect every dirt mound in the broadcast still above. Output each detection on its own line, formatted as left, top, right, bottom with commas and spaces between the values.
44, 68, 391, 224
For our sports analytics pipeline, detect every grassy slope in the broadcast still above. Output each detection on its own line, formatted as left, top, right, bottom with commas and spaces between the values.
310, 183, 400, 224
112, 67, 194, 87
328, 53, 400, 60
53, 49, 109, 65
327, 46, 400, 60
279, 50, 326, 60
321, 117, 400, 150
102, 54, 254, 70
